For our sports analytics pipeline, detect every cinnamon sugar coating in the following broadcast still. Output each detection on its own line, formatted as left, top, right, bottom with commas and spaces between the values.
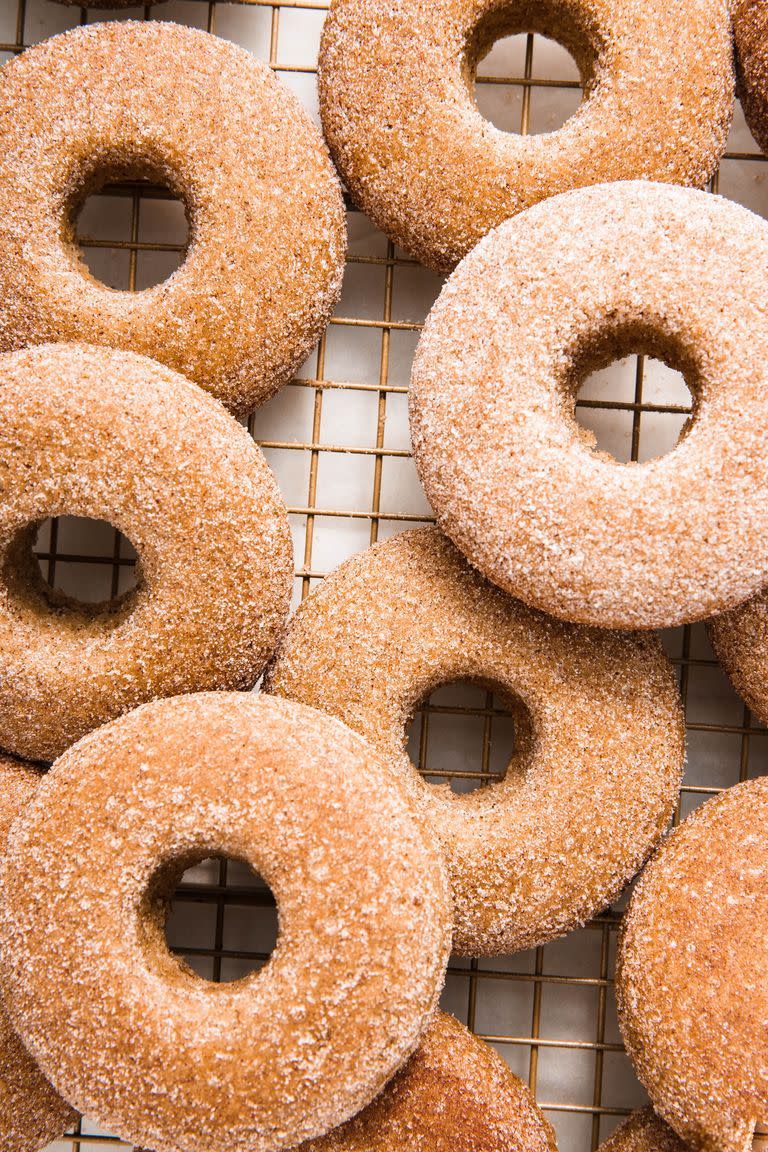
0, 21, 346, 418
0, 693, 451, 1152
410, 182, 768, 630
0, 755, 78, 1152
617, 779, 768, 1152
599, 1110, 688, 1152
265, 528, 684, 955
707, 589, 768, 724
0, 343, 293, 763
296, 1012, 558, 1152
319, 0, 733, 272
734, 0, 768, 156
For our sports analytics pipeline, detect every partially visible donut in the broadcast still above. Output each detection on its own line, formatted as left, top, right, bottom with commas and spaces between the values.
0, 693, 451, 1152
265, 528, 685, 955
297, 1012, 557, 1152
0, 755, 78, 1152
734, 1, 768, 155
707, 590, 768, 723
0, 343, 292, 763
599, 1110, 688, 1152
319, 0, 733, 271
410, 182, 768, 629
617, 779, 768, 1152
0, 21, 345, 417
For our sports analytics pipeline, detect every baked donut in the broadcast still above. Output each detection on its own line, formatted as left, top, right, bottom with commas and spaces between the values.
297, 1012, 557, 1152
0, 343, 292, 764
318, 0, 733, 272
265, 528, 685, 955
616, 778, 768, 1152
410, 181, 768, 630
599, 1110, 687, 1152
707, 590, 768, 723
0, 692, 451, 1152
734, 0, 768, 155
0, 755, 78, 1152
0, 20, 345, 417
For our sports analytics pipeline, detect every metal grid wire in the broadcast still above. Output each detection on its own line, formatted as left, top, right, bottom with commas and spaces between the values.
0, 1, 763, 1149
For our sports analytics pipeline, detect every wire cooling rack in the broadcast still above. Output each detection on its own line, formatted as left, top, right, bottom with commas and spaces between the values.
1, 1, 765, 1150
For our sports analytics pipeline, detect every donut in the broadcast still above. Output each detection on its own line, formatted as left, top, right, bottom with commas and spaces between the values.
0, 21, 346, 417
296, 1012, 557, 1152
616, 778, 768, 1152
410, 181, 768, 630
318, 0, 733, 272
265, 527, 685, 955
599, 1110, 687, 1152
707, 591, 768, 723
0, 755, 78, 1152
0, 692, 451, 1152
734, 0, 768, 155
0, 343, 292, 764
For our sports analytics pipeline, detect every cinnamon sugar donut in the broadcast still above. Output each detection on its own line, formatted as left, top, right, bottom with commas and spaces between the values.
265, 528, 685, 955
297, 1012, 557, 1152
0, 692, 451, 1152
734, 0, 768, 155
707, 591, 768, 724
599, 1110, 687, 1152
318, 0, 733, 272
0, 343, 292, 764
410, 181, 768, 630
617, 778, 768, 1152
0, 755, 78, 1152
0, 21, 345, 417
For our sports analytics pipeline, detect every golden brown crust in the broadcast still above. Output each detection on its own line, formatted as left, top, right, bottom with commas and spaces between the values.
410, 182, 768, 629
0, 343, 293, 763
707, 588, 768, 723
599, 1110, 689, 1152
297, 1013, 558, 1152
265, 528, 684, 955
0, 755, 78, 1152
0, 21, 346, 417
616, 779, 768, 1152
319, 0, 733, 271
0, 693, 451, 1152
734, 0, 768, 156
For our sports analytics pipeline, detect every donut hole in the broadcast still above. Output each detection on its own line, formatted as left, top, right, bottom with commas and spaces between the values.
467, 3, 594, 136
34, 516, 139, 605
3, 516, 140, 617
67, 157, 190, 291
150, 854, 279, 984
571, 326, 697, 464
405, 679, 534, 794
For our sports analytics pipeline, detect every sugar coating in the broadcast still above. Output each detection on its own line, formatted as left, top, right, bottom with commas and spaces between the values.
295, 1012, 558, 1152
318, 0, 733, 272
410, 182, 768, 630
0, 20, 346, 418
616, 778, 768, 1152
265, 528, 685, 956
599, 1110, 688, 1152
734, 0, 768, 156
0, 343, 293, 764
0, 693, 451, 1152
707, 589, 768, 724
0, 755, 78, 1152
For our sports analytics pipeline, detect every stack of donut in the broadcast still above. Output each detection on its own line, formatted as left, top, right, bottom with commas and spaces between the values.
0, 3, 766, 1152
